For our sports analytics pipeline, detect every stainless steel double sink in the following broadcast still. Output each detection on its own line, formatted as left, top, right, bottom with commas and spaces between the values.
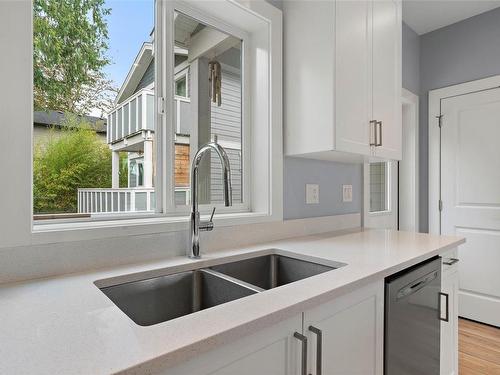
97, 252, 344, 326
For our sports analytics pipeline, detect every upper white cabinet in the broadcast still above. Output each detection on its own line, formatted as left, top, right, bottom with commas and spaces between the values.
372, 0, 402, 160
284, 0, 402, 161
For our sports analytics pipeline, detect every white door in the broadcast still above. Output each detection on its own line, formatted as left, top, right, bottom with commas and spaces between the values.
372, 0, 402, 160
335, 0, 372, 156
364, 161, 398, 229
441, 87, 500, 327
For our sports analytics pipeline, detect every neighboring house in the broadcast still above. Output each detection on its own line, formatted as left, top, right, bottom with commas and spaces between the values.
33, 110, 107, 147
78, 20, 243, 215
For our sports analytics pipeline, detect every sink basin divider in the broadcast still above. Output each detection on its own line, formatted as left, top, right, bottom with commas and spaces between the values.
201, 269, 265, 293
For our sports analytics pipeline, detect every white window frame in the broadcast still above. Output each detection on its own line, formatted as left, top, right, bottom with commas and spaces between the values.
363, 160, 398, 230
368, 161, 390, 214
164, 2, 252, 216
30, 0, 283, 242
128, 156, 145, 188
174, 67, 189, 99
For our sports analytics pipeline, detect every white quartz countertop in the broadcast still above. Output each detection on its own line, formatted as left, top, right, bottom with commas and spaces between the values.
0, 229, 464, 374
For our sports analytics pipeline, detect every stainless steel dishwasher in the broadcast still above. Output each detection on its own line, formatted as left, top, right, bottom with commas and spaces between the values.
385, 256, 444, 375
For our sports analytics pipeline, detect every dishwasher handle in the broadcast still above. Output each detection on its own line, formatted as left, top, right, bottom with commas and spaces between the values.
396, 270, 438, 300
439, 292, 450, 322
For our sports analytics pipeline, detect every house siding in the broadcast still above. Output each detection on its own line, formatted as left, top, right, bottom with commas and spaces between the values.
210, 69, 242, 203
134, 59, 154, 94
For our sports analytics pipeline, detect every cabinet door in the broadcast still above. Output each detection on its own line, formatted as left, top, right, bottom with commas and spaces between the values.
304, 281, 384, 375
164, 314, 303, 375
284, 0, 335, 156
335, 0, 372, 156
440, 270, 459, 375
372, 0, 402, 160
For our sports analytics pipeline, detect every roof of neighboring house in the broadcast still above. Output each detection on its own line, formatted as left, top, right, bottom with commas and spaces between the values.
115, 42, 153, 105
33, 110, 107, 134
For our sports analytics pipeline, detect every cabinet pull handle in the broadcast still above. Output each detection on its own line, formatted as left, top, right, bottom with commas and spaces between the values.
443, 258, 459, 266
308, 326, 322, 375
375, 121, 383, 146
369, 120, 377, 146
294, 332, 308, 375
439, 292, 449, 322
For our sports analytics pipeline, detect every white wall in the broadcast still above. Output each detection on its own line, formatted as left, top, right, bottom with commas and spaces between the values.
0, 1, 32, 248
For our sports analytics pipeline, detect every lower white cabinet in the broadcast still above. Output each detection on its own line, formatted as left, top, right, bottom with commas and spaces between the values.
150, 268, 457, 375
165, 281, 384, 375
164, 314, 302, 375
304, 281, 384, 375
440, 251, 459, 375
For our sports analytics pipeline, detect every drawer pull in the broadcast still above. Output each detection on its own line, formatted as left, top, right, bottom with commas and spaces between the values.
308, 326, 323, 375
443, 258, 459, 266
294, 332, 308, 375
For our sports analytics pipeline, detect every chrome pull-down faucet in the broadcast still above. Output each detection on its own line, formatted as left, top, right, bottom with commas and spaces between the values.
189, 140, 232, 258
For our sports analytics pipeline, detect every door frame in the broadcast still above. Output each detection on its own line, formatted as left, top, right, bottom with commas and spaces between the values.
428, 74, 500, 234
399, 88, 419, 231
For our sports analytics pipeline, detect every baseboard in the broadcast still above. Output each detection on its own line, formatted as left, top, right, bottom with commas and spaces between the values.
459, 290, 500, 327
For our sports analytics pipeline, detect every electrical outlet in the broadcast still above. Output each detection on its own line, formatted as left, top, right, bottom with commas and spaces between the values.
306, 184, 319, 204
342, 185, 353, 202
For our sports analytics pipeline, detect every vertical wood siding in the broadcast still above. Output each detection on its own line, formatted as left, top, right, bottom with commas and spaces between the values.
210, 69, 242, 203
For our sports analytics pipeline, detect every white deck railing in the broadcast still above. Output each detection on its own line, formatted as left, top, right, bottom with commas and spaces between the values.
78, 188, 155, 214
77, 187, 190, 214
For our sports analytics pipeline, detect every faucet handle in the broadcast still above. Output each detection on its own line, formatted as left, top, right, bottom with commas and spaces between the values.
209, 207, 216, 222
199, 207, 216, 232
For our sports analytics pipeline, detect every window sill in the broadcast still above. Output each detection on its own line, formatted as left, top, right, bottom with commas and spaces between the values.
367, 210, 393, 217
31, 211, 280, 245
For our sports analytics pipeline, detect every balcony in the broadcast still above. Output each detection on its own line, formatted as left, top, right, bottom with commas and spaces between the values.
77, 187, 190, 214
107, 89, 155, 152
107, 89, 191, 152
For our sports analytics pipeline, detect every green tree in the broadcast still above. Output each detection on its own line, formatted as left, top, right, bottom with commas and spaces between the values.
33, 0, 116, 115
119, 153, 129, 188
33, 115, 114, 214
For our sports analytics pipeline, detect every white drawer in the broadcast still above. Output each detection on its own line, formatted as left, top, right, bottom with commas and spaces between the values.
441, 247, 459, 274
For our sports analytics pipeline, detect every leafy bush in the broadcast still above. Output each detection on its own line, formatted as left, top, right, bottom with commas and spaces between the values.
33, 115, 127, 214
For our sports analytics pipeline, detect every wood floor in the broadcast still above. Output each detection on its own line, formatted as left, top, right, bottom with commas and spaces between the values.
459, 318, 500, 374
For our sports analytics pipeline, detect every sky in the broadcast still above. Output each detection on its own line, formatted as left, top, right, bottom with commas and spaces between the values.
103, 0, 154, 90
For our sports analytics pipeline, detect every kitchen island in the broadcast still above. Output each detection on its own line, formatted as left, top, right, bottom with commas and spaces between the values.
0, 229, 464, 374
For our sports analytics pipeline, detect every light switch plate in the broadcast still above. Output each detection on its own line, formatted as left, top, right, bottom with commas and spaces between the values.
342, 185, 353, 202
306, 184, 319, 204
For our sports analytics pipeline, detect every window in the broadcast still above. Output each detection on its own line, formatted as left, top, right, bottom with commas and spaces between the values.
31, 0, 282, 230
172, 10, 245, 209
369, 162, 389, 212
33, 0, 156, 219
129, 158, 144, 188
175, 73, 188, 98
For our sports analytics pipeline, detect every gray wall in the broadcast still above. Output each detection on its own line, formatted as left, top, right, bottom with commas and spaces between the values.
284, 158, 362, 220
402, 22, 420, 95
267, 0, 363, 220
418, 7, 500, 232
